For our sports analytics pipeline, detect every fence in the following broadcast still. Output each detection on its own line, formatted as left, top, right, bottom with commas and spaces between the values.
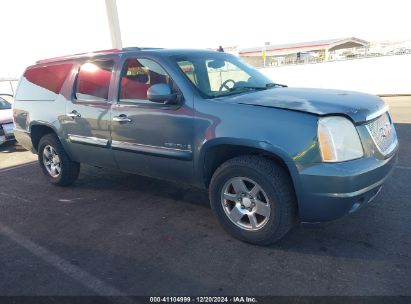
243, 49, 411, 68
259, 53, 411, 95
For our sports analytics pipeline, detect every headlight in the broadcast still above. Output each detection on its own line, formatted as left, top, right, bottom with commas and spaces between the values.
318, 116, 364, 162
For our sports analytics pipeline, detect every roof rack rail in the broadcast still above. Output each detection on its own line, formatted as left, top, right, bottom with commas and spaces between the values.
122, 47, 163, 51
36, 49, 122, 64
35, 47, 164, 64
122, 47, 141, 51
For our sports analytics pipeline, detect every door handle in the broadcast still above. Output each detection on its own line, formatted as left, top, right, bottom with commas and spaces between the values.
113, 114, 132, 123
67, 110, 81, 118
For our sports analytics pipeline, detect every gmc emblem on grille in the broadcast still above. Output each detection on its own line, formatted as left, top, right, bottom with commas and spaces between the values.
379, 123, 391, 138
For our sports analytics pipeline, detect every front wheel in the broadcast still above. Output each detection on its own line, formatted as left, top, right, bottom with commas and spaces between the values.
38, 133, 80, 186
209, 156, 297, 245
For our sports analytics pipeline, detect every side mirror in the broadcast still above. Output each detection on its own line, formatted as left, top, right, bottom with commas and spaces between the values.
147, 83, 178, 105
207, 60, 225, 69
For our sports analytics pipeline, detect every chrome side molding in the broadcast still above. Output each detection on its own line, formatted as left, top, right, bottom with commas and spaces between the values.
111, 140, 192, 161
68, 134, 108, 147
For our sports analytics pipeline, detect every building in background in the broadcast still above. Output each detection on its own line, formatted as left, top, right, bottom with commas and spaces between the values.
239, 37, 369, 67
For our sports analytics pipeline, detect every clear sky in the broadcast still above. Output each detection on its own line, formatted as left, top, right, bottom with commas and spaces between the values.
0, 0, 410, 77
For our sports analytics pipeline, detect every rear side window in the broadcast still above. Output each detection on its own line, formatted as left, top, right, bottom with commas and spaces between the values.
15, 63, 73, 101
75, 60, 114, 101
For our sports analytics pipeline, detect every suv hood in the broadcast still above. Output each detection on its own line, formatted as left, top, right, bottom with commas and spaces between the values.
0, 109, 13, 124
227, 88, 386, 122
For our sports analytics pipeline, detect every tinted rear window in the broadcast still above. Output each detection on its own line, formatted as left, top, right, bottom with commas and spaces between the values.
75, 60, 114, 101
16, 63, 73, 101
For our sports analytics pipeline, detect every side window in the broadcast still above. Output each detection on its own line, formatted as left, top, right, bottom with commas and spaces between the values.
119, 58, 172, 103
75, 60, 114, 101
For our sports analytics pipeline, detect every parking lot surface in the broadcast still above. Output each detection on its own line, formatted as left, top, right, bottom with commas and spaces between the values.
0, 97, 410, 296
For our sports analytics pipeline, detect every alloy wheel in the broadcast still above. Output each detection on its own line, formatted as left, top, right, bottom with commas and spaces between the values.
42, 145, 61, 178
221, 177, 271, 231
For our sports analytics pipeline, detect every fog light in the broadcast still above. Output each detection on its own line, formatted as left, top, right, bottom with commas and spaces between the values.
349, 197, 365, 213
349, 202, 361, 213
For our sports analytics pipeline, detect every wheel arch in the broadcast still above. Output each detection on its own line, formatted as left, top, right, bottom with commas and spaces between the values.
198, 138, 302, 199
29, 122, 60, 152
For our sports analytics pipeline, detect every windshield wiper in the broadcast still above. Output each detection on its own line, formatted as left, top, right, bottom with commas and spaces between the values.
212, 85, 268, 98
266, 82, 288, 88
229, 86, 267, 92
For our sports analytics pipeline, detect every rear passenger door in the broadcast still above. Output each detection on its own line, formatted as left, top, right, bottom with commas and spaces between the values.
62, 58, 117, 168
110, 56, 195, 182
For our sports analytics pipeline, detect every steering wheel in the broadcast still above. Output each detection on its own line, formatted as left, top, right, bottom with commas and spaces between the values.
219, 79, 236, 92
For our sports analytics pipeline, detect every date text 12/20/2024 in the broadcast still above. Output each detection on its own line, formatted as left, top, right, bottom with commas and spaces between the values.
149, 297, 257, 303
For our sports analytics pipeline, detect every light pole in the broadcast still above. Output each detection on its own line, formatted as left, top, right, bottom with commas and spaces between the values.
105, 0, 123, 49
263, 42, 270, 68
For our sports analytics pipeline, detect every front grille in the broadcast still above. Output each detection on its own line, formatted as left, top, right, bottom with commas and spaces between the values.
366, 112, 397, 155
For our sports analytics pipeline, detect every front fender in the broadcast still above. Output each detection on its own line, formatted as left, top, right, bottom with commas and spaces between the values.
196, 137, 303, 202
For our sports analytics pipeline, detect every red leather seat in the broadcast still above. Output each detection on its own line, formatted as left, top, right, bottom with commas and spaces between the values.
120, 59, 170, 100
120, 60, 150, 100
120, 76, 150, 99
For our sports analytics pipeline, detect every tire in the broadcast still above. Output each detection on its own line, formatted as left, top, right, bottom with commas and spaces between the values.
37, 133, 80, 186
209, 155, 297, 245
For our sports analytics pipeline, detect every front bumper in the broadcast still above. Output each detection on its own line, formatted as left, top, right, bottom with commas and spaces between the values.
297, 150, 398, 222
13, 128, 33, 151
0, 123, 15, 145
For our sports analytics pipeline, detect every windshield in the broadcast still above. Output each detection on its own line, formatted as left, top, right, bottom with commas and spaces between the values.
0, 94, 14, 104
174, 53, 274, 98
0, 97, 11, 110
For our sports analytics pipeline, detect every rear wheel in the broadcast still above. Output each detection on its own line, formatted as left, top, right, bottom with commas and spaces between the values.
38, 133, 80, 186
209, 155, 297, 245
